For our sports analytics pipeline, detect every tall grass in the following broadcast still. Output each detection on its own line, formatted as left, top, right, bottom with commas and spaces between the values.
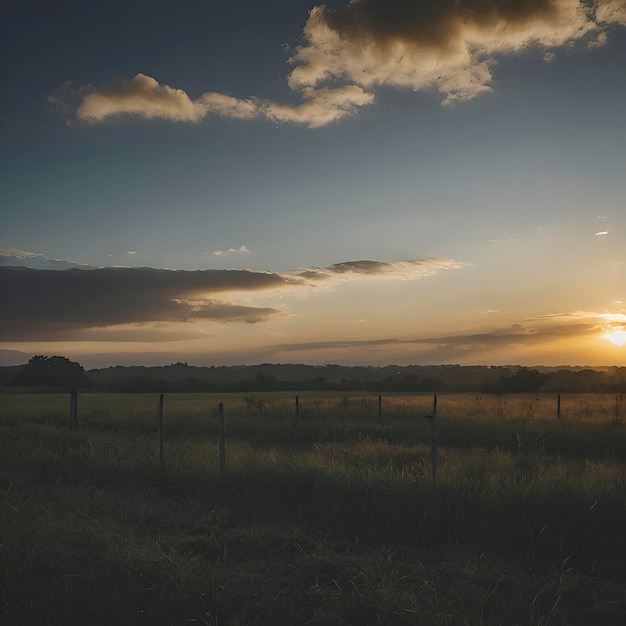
1, 392, 625, 625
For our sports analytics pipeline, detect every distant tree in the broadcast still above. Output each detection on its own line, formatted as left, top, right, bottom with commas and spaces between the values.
10, 355, 91, 389
495, 367, 548, 393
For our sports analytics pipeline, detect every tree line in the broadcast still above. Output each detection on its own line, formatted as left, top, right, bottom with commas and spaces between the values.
3, 356, 625, 394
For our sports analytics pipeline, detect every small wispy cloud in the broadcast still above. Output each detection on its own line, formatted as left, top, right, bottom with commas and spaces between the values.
50, 0, 626, 128
267, 318, 601, 359
214, 245, 250, 257
127, 250, 137, 255
298, 258, 463, 282
595, 231, 609, 236
0, 249, 94, 270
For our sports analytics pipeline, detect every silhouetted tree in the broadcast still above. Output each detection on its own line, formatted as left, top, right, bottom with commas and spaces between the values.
10, 355, 90, 389
496, 367, 548, 393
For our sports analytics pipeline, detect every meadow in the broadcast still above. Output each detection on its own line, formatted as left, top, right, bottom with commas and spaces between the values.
1, 391, 625, 625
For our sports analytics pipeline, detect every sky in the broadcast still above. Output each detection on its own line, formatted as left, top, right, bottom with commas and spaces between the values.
1, 0, 625, 369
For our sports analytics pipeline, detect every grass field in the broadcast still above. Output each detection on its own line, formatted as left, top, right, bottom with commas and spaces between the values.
1, 391, 625, 625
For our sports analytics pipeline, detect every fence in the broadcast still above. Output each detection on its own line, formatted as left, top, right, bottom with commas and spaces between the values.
62, 390, 623, 486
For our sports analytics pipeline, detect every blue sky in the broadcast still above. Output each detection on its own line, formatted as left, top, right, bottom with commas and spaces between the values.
1, 0, 625, 367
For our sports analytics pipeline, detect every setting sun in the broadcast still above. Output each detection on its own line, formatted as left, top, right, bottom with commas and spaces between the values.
604, 330, 626, 346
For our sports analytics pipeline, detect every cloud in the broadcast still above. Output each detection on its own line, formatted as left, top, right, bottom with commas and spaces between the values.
265, 308, 624, 362
297, 258, 464, 281
0, 266, 299, 341
52, 0, 626, 127
596, 0, 626, 25
0, 249, 95, 270
0, 256, 463, 343
60, 73, 372, 129
289, 0, 616, 105
75, 74, 258, 123
214, 245, 250, 257
263, 85, 375, 127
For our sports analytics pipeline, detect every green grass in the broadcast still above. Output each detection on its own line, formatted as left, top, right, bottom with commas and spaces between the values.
1, 392, 625, 625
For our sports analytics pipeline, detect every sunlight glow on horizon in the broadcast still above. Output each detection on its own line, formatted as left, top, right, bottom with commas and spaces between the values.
603, 330, 626, 347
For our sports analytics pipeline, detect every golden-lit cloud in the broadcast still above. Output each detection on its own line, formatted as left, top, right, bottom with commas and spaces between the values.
51, 0, 626, 127
76, 74, 258, 123
262, 85, 375, 127
288, 0, 621, 105
262, 306, 626, 365
61, 74, 372, 128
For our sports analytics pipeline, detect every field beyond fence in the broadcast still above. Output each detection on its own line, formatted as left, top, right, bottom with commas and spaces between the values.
1, 392, 625, 625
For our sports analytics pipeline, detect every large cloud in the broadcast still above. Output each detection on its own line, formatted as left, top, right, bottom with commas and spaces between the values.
53, 0, 626, 127
288, 0, 620, 103
0, 266, 298, 341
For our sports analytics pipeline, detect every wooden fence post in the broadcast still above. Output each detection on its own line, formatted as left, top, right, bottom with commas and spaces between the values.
158, 394, 164, 472
557, 394, 561, 419
70, 388, 78, 431
295, 395, 299, 422
218, 402, 225, 479
425, 394, 438, 487
378, 395, 382, 423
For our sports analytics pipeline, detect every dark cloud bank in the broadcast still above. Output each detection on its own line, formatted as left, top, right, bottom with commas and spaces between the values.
0, 266, 293, 341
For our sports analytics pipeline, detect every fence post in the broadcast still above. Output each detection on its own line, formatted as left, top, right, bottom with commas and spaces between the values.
557, 394, 561, 420
218, 402, 225, 479
70, 388, 78, 431
424, 395, 438, 487
616, 393, 622, 424
158, 394, 164, 472
378, 394, 382, 423
295, 395, 299, 422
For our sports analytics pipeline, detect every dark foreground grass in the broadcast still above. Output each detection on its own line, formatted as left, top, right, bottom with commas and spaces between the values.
1, 392, 625, 625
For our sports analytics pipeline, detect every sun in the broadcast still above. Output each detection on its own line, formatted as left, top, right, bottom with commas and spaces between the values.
603, 330, 626, 346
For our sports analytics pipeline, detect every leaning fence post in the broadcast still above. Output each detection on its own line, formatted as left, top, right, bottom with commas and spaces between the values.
158, 394, 165, 472
70, 388, 78, 431
218, 402, 226, 479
